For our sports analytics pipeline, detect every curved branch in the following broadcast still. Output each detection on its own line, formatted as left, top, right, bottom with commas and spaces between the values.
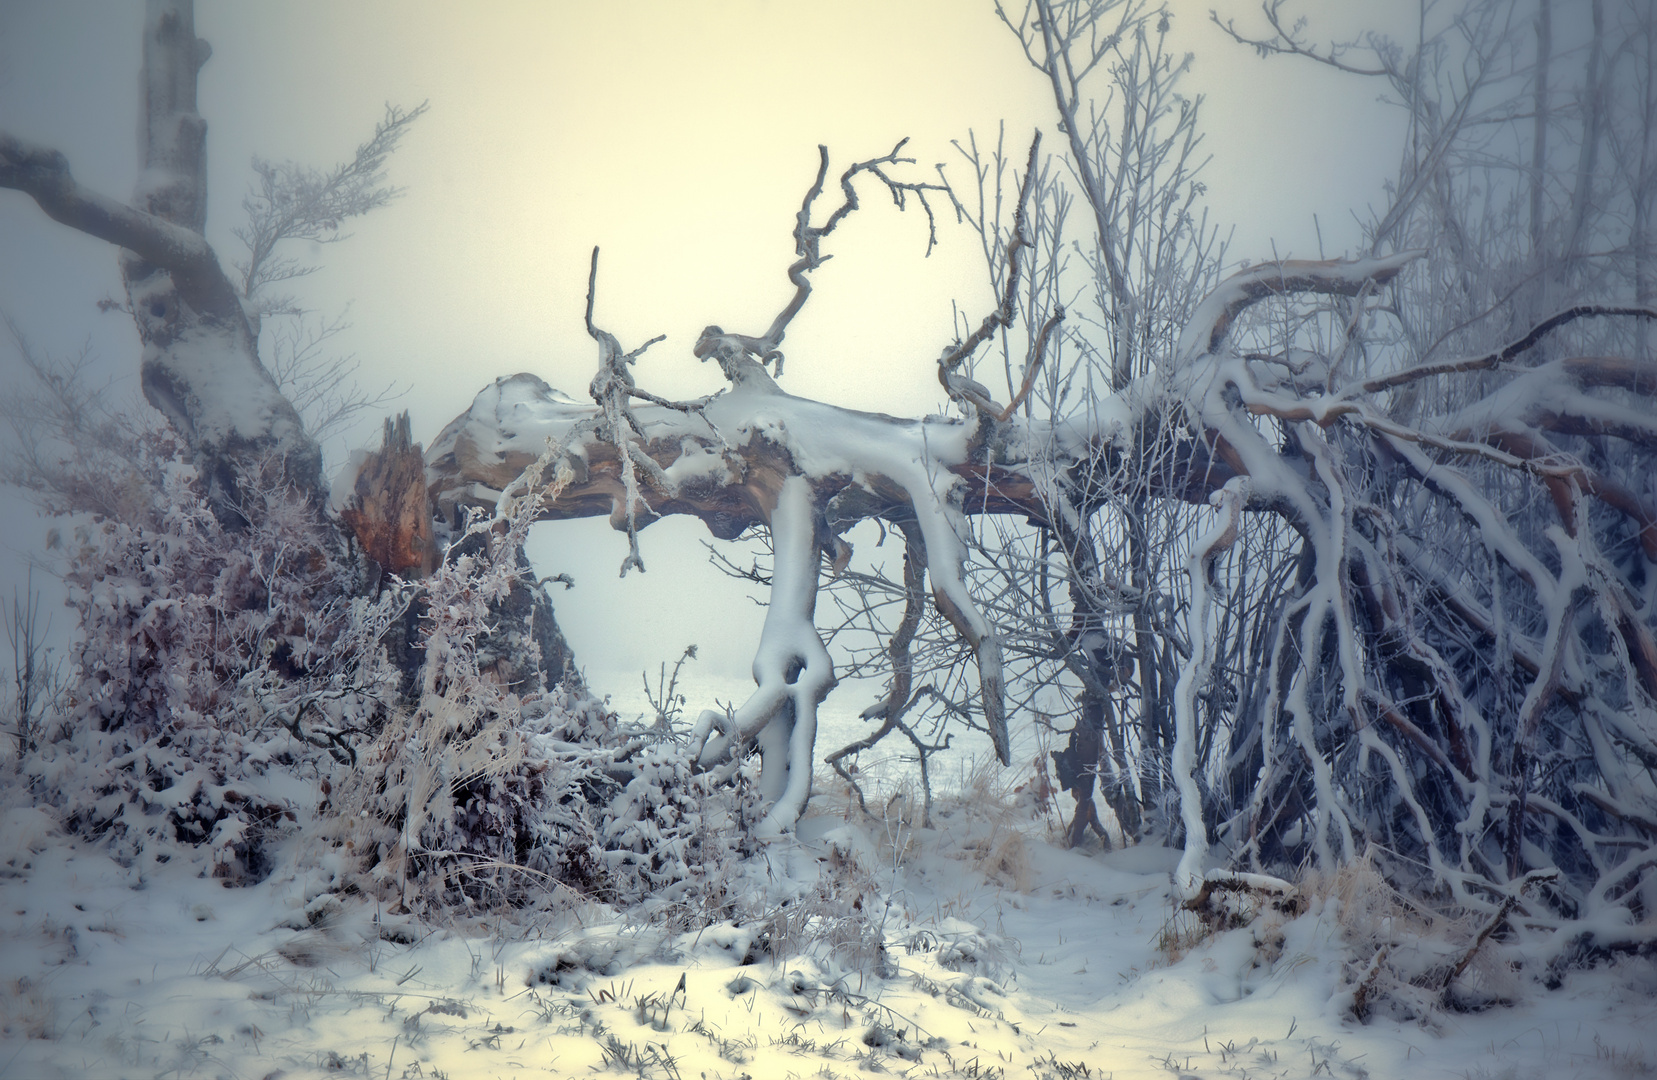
0, 130, 242, 323
1208, 2, 1392, 78
1176, 251, 1421, 363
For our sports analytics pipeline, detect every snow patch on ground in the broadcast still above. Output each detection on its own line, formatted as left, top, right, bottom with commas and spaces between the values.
2, 786, 1653, 1079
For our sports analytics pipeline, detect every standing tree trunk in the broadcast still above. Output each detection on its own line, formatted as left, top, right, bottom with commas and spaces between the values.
1, 0, 320, 516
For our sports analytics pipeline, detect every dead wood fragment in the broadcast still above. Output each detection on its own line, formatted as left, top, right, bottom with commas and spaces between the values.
1181, 869, 1304, 931
341, 412, 433, 577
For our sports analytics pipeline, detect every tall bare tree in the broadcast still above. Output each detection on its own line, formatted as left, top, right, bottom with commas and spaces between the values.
1, 1, 317, 513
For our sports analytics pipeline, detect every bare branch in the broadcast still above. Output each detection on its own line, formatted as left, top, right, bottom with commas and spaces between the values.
1207, 1, 1393, 77
997, 304, 1065, 421
696, 140, 951, 378
233, 102, 429, 303
1352, 305, 1657, 394
1177, 251, 1421, 362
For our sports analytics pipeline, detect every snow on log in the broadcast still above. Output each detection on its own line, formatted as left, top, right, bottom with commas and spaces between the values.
428, 355, 1021, 831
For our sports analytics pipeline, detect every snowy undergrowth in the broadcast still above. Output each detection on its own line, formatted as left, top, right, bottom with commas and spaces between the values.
3, 767, 1653, 1080
6, 386, 1653, 1079
9, 432, 761, 924
20, 442, 378, 885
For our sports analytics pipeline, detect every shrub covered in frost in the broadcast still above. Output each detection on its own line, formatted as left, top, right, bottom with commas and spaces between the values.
295, 449, 755, 915
23, 432, 389, 880
318, 486, 592, 911
14, 428, 760, 918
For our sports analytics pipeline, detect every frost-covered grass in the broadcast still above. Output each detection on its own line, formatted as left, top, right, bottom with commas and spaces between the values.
3, 770, 1653, 1080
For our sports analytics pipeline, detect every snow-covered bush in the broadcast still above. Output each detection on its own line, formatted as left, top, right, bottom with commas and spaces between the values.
318, 449, 758, 915
596, 735, 756, 917
22, 431, 386, 881
319, 479, 584, 911
5, 394, 778, 920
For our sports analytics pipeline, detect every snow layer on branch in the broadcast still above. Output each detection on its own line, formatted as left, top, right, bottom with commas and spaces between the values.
1174, 252, 1421, 365
693, 474, 835, 839
1172, 477, 1249, 897
430, 366, 976, 493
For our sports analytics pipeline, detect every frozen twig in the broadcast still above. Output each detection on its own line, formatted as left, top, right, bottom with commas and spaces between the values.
584, 247, 678, 575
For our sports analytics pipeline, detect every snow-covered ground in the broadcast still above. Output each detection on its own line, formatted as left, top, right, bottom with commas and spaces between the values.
3, 772, 1652, 1080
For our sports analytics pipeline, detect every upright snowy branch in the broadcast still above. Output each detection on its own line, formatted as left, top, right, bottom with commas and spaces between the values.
1171, 476, 1247, 897
692, 476, 836, 837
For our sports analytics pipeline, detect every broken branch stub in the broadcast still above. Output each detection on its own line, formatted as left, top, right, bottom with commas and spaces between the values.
340, 412, 433, 578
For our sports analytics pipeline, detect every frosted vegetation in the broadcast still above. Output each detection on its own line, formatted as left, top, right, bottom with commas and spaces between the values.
4, 0, 1657, 1075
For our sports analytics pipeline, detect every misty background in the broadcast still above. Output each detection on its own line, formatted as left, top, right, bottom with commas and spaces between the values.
0, 1, 1405, 744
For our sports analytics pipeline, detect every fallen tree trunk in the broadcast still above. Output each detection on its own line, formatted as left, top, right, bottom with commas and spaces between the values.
423, 245, 1657, 893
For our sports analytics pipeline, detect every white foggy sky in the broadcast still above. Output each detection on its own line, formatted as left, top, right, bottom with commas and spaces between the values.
0, 1, 1409, 705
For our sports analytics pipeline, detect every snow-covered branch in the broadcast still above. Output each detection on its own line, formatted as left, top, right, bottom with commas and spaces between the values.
0, 131, 230, 316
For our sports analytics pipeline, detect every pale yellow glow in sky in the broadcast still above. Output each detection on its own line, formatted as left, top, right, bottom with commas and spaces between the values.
3, 1, 1408, 436
182, 0, 1407, 435
194, 0, 1060, 430
0, 0, 1410, 697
